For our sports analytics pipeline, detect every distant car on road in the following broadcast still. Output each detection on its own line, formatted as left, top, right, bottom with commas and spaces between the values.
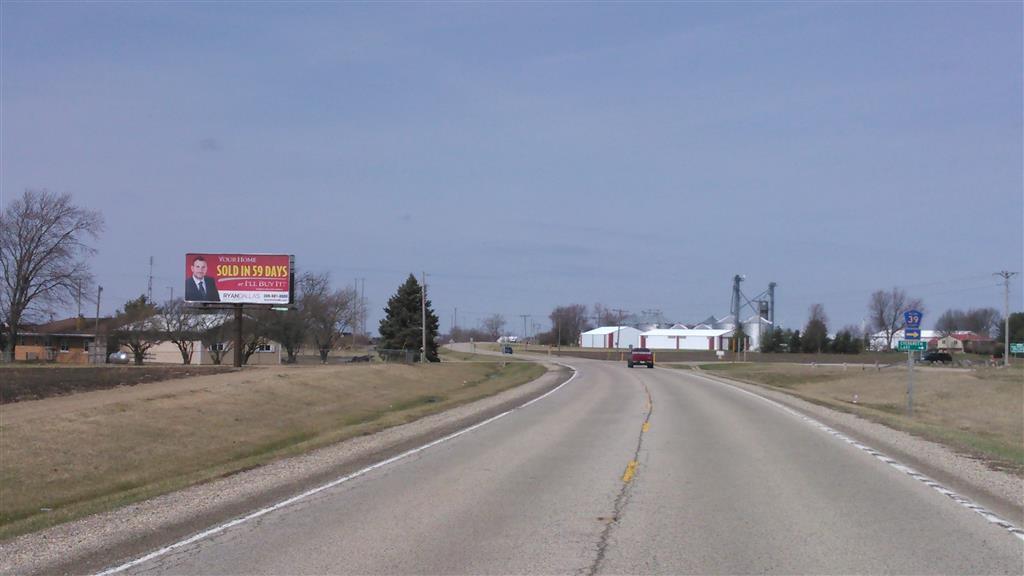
921, 351, 952, 365
108, 351, 130, 364
628, 347, 654, 368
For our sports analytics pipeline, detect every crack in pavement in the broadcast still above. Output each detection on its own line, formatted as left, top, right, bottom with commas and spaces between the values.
582, 371, 654, 576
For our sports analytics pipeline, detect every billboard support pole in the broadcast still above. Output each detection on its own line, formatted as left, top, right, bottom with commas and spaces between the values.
234, 304, 243, 368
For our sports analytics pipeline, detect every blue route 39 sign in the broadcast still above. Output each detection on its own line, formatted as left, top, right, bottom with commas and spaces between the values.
904, 309, 923, 329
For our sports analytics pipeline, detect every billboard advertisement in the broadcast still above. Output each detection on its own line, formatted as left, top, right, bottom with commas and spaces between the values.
185, 253, 294, 305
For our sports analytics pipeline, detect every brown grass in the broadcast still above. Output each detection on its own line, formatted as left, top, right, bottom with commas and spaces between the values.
0, 365, 237, 403
697, 362, 1024, 474
0, 361, 545, 539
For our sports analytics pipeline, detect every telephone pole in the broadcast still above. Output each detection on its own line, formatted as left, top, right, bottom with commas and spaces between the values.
519, 314, 530, 350
421, 272, 427, 363
995, 271, 1017, 366
612, 308, 628, 348
93, 286, 103, 364
147, 256, 154, 302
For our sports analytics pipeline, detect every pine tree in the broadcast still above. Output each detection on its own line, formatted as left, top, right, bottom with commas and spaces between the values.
378, 274, 440, 362
788, 329, 803, 354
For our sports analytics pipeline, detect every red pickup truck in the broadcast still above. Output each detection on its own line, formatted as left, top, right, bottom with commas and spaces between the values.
627, 347, 654, 369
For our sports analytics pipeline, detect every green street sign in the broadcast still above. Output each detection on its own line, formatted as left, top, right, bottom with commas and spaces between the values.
1011, 343, 1024, 354
898, 340, 927, 351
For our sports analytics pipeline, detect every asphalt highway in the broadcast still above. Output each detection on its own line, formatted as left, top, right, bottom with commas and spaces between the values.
117, 356, 1023, 575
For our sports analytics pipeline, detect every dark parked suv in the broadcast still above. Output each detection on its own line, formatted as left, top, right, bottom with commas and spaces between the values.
921, 351, 953, 364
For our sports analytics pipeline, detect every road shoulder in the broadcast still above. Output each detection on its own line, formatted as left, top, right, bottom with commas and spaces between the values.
688, 367, 1023, 527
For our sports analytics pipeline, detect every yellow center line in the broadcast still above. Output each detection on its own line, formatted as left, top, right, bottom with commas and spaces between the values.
642, 422, 650, 433
622, 460, 638, 483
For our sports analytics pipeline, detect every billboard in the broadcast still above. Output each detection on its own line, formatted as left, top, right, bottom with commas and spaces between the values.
185, 253, 294, 305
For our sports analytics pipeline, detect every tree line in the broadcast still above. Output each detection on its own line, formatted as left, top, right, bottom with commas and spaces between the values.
102, 269, 365, 365
2, 189, 1021, 362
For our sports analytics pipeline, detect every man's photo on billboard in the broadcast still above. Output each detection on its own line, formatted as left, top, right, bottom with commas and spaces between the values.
186, 255, 220, 302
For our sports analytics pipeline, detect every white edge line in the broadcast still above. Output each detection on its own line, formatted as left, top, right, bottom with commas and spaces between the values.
684, 369, 1024, 543
95, 363, 579, 575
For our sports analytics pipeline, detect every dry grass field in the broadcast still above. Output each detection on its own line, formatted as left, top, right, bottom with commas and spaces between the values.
695, 362, 1024, 474
0, 359, 545, 540
0, 365, 237, 403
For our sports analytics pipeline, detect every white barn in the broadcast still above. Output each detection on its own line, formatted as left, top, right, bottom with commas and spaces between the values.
580, 326, 642, 349
640, 328, 735, 351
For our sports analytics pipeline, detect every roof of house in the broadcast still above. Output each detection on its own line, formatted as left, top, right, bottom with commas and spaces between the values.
950, 331, 993, 342
19, 316, 118, 336
641, 328, 733, 337
582, 326, 641, 335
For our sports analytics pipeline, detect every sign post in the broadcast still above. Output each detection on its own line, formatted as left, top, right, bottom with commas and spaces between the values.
903, 310, 923, 416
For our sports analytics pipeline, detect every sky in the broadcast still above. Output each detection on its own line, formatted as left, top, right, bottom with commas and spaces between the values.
2, 1, 1022, 336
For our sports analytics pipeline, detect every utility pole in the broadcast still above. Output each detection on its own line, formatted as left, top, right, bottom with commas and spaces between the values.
995, 271, 1017, 366
93, 286, 103, 364
520, 314, 530, 351
76, 281, 83, 330
421, 272, 427, 363
613, 308, 627, 348
147, 256, 154, 302
557, 317, 561, 350
731, 275, 744, 353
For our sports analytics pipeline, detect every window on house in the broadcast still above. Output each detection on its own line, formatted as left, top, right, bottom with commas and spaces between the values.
210, 343, 226, 351
60, 340, 70, 352
257, 343, 274, 352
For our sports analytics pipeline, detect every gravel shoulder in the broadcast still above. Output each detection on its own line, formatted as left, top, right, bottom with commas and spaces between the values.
0, 361, 572, 576
689, 367, 1023, 528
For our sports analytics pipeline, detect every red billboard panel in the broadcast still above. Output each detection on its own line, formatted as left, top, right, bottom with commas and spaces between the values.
185, 253, 293, 305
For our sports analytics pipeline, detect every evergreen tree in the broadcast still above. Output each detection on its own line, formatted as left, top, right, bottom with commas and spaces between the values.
788, 329, 802, 354
802, 303, 829, 353
762, 327, 786, 353
997, 312, 1024, 353
378, 274, 440, 362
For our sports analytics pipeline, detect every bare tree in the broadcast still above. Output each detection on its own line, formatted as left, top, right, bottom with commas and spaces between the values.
0, 190, 103, 362
935, 307, 1001, 339
161, 299, 203, 364
300, 272, 357, 363
593, 303, 628, 326
257, 307, 305, 363
239, 315, 269, 365
201, 314, 233, 365
481, 314, 506, 341
112, 295, 163, 365
548, 304, 589, 347
449, 326, 492, 343
867, 287, 924, 350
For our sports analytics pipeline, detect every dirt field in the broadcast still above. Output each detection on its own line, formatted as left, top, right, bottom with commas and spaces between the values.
0, 360, 545, 540
694, 362, 1024, 474
0, 365, 236, 403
